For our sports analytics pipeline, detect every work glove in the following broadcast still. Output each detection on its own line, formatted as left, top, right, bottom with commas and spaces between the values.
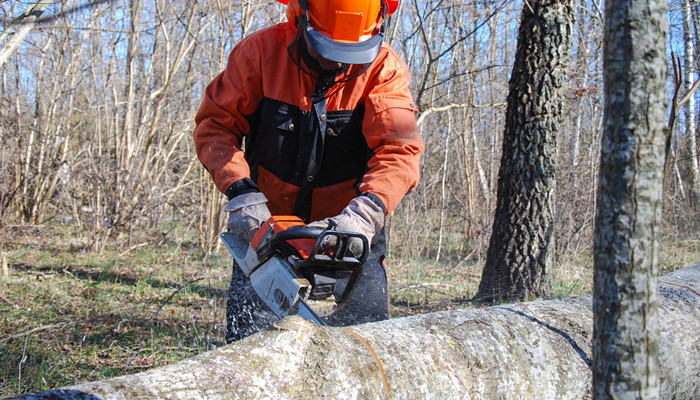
224, 192, 271, 243
307, 196, 385, 257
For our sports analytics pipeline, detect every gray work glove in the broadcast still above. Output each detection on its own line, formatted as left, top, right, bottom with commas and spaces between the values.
224, 192, 271, 243
307, 196, 384, 257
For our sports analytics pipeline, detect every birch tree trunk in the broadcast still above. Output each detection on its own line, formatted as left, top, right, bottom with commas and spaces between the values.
13, 264, 700, 400
0, 0, 52, 69
683, 0, 700, 211
594, 0, 668, 396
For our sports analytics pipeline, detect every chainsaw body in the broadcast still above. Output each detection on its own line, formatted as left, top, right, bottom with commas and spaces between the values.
220, 216, 368, 326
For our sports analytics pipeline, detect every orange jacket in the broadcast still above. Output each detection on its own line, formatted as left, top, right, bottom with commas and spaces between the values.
194, 22, 423, 222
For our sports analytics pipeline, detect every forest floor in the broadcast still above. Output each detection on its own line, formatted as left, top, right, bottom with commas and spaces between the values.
0, 223, 697, 398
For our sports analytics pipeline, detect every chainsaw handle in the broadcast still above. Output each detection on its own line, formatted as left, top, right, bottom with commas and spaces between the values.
264, 226, 369, 267
271, 225, 325, 242
309, 230, 369, 266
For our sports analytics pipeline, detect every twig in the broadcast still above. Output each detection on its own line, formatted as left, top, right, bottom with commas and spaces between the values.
660, 280, 700, 297
666, 52, 700, 141
1, 253, 9, 276
450, 251, 480, 271
19, 328, 30, 391
153, 276, 204, 317
118, 242, 149, 257
394, 283, 453, 296
416, 102, 506, 127
0, 294, 20, 310
401, 298, 463, 310
667, 52, 683, 133
677, 73, 700, 108
665, 52, 684, 185
1, 322, 71, 344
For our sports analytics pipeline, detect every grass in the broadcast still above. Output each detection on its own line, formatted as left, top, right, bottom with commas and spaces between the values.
0, 226, 230, 397
387, 256, 482, 315
0, 224, 697, 398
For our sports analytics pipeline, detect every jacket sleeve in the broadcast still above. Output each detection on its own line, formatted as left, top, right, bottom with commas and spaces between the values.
193, 37, 263, 196
359, 45, 424, 215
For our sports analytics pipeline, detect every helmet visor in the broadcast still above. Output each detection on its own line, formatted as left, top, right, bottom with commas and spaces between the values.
304, 24, 383, 65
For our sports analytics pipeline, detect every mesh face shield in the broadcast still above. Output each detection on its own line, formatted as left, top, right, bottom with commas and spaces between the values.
302, 23, 384, 65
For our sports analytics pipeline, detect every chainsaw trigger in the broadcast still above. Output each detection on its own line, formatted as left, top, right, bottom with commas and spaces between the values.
308, 273, 337, 300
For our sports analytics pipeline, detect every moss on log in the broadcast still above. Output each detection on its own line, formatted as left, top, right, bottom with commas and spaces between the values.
13, 263, 700, 400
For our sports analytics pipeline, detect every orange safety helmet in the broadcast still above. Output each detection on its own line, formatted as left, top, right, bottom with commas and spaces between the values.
278, 0, 399, 65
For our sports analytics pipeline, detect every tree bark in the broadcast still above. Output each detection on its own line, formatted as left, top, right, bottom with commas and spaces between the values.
683, 0, 700, 211
12, 264, 700, 400
476, 0, 573, 303
594, 0, 668, 395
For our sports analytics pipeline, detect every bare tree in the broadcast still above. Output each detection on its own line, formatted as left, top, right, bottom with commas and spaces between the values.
592, 0, 668, 394
475, 0, 573, 302
671, 0, 700, 214
682, 0, 699, 211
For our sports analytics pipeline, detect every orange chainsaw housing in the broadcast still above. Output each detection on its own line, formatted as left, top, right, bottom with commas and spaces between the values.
251, 216, 316, 259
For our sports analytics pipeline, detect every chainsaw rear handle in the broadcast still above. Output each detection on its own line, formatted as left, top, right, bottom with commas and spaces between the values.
260, 226, 369, 267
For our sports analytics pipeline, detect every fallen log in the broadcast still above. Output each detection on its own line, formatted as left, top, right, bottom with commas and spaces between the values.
12, 263, 700, 400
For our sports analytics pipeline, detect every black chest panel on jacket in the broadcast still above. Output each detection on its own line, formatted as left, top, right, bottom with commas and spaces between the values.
244, 78, 370, 221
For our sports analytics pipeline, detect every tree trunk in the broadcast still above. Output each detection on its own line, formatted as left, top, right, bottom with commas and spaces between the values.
593, 0, 668, 396
0, 0, 52, 69
683, 0, 700, 211
12, 264, 700, 400
476, 0, 573, 302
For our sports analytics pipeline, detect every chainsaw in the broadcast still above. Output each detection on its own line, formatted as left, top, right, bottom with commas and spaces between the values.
219, 216, 369, 326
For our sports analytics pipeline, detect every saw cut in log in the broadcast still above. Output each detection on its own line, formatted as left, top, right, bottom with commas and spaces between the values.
12, 263, 700, 400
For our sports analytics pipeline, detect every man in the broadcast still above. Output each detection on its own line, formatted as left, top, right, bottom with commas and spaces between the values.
193, 0, 423, 342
